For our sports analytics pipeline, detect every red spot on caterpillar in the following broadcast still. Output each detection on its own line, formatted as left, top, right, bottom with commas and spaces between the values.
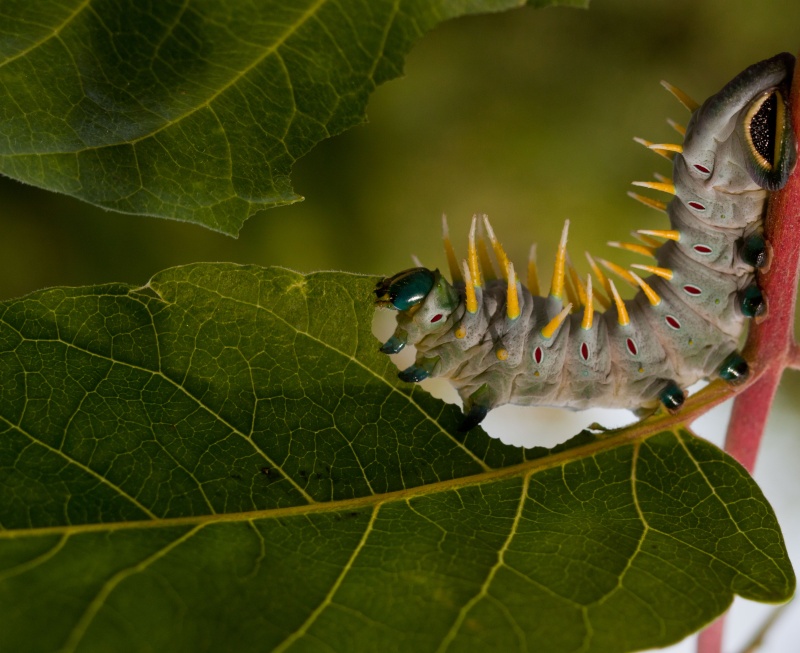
665, 315, 681, 330
693, 244, 713, 254
683, 285, 702, 296
534, 346, 543, 364
430, 314, 443, 323
626, 338, 638, 356
694, 164, 711, 174
688, 201, 706, 211
580, 342, 589, 361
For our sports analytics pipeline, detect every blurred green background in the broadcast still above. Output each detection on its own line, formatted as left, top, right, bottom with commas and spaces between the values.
2, 0, 799, 300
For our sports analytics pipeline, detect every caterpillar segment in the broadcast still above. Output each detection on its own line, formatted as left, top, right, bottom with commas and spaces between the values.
374, 53, 796, 432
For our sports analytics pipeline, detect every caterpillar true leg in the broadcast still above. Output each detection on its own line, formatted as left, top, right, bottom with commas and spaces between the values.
374, 53, 797, 431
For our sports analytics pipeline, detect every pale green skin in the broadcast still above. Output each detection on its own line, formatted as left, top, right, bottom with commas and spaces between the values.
383, 54, 796, 416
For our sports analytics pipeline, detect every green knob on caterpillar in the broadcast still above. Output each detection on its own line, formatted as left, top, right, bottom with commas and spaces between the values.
458, 405, 489, 432
739, 285, 766, 318
379, 335, 406, 354
398, 356, 440, 383
374, 268, 435, 311
659, 381, 685, 411
458, 384, 492, 432
398, 366, 429, 383
739, 234, 768, 268
718, 351, 749, 384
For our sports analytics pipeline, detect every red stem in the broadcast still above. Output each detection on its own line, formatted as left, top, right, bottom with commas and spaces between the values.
789, 343, 800, 370
696, 618, 724, 653
697, 51, 800, 653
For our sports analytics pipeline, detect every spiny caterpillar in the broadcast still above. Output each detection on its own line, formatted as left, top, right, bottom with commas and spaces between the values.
374, 53, 797, 432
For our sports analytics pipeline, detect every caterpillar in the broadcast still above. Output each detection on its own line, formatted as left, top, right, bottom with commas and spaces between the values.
374, 53, 797, 432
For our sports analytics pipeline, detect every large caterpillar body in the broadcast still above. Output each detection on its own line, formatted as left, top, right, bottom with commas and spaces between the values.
375, 53, 797, 431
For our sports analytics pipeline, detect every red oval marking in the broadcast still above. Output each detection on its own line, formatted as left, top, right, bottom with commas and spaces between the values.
534, 346, 543, 364
694, 164, 711, 174
430, 313, 443, 323
693, 244, 712, 254
580, 342, 589, 361
683, 285, 702, 296
688, 201, 706, 211
626, 338, 638, 356
665, 315, 681, 330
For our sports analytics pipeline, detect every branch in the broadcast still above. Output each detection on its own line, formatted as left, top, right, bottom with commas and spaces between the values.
697, 49, 800, 653
725, 52, 800, 473
788, 343, 800, 370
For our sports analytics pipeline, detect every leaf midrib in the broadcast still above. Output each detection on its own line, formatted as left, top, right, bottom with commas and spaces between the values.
0, 423, 673, 539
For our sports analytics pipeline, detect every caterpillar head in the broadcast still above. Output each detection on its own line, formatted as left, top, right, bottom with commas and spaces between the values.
740, 84, 795, 189
683, 52, 796, 192
374, 267, 460, 346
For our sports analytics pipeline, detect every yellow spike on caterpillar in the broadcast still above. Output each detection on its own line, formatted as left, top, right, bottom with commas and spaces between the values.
476, 219, 497, 280
541, 304, 572, 339
527, 244, 540, 296
461, 259, 478, 314
584, 251, 612, 308
638, 229, 680, 242
653, 172, 672, 184
598, 258, 638, 287
567, 256, 588, 307
631, 231, 662, 248
467, 216, 483, 289
376, 53, 795, 432
442, 214, 463, 283
607, 241, 657, 258
631, 180, 677, 195
630, 271, 662, 306
581, 275, 594, 330
483, 215, 511, 281
585, 251, 607, 288
633, 136, 674, 160
549, 220, 570, 301
627, 191, 667, 212
607, 279, 630, 326
506, 262, 520, 320
630, 263, 674, 280
667, 118, 686, 135
564, 271, 581, 311
648, 142, 683, 154
660, 80, 700, 112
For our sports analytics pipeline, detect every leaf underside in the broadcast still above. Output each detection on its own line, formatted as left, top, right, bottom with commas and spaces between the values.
0, 266, 793, 653
0, 0, 584, 234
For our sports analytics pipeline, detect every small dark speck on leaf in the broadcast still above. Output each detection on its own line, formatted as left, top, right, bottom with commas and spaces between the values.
260, 467, 271, 477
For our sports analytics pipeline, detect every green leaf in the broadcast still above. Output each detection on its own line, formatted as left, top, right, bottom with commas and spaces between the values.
0, 266, 793, 652
0, 0, 585, 234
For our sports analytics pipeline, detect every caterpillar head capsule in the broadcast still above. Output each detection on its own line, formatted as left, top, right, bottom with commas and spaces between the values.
741, 84, 796, 190
682, 52, 796, 193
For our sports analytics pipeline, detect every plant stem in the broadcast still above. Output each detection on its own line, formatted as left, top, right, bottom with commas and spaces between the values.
788, 344, 800, 370
697, 49, 800, 653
